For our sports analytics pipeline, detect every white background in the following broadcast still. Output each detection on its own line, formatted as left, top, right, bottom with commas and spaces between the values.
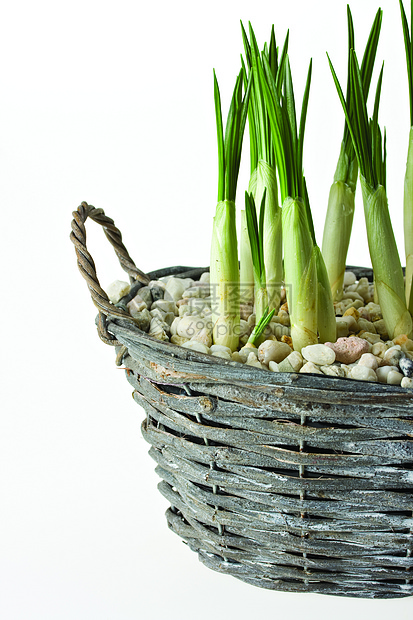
1, 0, 413, 617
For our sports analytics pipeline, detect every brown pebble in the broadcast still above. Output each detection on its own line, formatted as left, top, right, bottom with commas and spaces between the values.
393, 334, 409, 346
343, 307, 360, 320
281, 335, 293, 348
280, 302, 288, 313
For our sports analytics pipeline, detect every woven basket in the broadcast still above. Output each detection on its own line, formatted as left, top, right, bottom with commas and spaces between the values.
71, 202, 413, 599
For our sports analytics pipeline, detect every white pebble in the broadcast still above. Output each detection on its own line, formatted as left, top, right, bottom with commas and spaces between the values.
246, 352, 265, 369
181, 340, 210, 354
387, 370, 403, 385
357, 318, 376, 333
177, 315, 212, 339
343, 271, 357, 286
286, 351, 304, 372
349, 366, 377, 382
107, 280, 130, 304
258, 339, 292, 365
199, 271, 210, 283
210, 344, 232, 355
151, 299, 178, 315
336, 320, 349, 338
239, 344, 258, 363
301, 344, 335, 366
320, 365, 347, 378
376, 366, 399, 383
359, 332, 381, 345
340, 315, 358, 332
269, 361, 280, 372
299, 362, 324, 374
358, 353, 379, 370
401, 376, 413, 389
231, 351, 243, 364
164, 277, 192, 302
127, 295, 147, 316
371, 342, 387, 357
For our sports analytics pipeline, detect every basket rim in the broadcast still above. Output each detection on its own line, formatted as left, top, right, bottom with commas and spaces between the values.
106, 264, 413, 406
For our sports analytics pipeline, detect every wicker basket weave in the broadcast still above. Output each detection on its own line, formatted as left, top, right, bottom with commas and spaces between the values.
71, 202, 413, 599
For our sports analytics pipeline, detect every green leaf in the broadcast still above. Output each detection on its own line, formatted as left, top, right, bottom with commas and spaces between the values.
213, 71, 225, 202
248, 307, 275, 344
400, 0, 413, 125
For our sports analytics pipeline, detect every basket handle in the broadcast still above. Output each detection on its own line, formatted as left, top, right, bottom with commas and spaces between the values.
70, 201, 150, 346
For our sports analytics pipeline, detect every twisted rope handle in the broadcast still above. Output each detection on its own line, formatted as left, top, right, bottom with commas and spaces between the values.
70, 201, 150, 345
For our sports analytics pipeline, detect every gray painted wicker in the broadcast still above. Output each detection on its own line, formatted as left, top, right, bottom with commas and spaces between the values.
71, 202, 413, 599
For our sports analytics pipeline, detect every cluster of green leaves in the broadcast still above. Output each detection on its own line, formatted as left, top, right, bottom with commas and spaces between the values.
338, 7, 382, 176
400, 0, 413, 126
214, 70, 252, 203
241, 22, 289, 171
244, 190, 266, 287
248, 307, 275, 345
328, 50, 386, 191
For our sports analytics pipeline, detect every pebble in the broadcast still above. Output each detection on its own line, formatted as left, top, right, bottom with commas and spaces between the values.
137, 286, 153, 308
325, 337, 370, 364
302, 344, 335, 366
107, 280, 130, 304
258, 340, 292, 365
246, 352, 265, 369
239, 344, 258, 363
376, 366, 399, 383
349, 366, 377, 382
401, 376, 413, 388
285, 351, 304, 372
358, 353, 379, 370
356, 277, 370, 301
359, 332, 381, 345
383, 346, 405, 367
181, 340, 210, 354
320, 364, 347, 378
387, 370, 403, 385
340, 315, 358, 332
190, 327, 212, 348
148, 317, 169, 341
210, 344, 232, 355
231, 351, 243, 364
176, 315, 212, 339
269, 361, 280, 372
365, 302, 382, 321
127, 294, 147, 317
184, 285, 210, 298
372, 319, 388, 339
343, 271, 356, 286
335, 320, 349, 339
357, 318, 376, 333
343, 307, 360, 320
170, 335, 189, 346
149, 283, 165, 302
371, 342, 387, 357
164, 277, 193, 302
300, 362, 324, 374
199, 271, 210, 283
277, 309, 290, 326
342, 291, 365, 302
399, 357, 413, 377
151, 299, 178, 315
